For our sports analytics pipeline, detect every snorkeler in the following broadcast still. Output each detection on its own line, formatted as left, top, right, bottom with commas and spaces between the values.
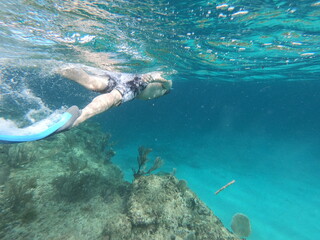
0, 64, 172, 143
55, 65, 172, 132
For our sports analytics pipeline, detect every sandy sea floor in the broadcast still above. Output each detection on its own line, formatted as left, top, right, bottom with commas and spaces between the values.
114, 130, 320, 240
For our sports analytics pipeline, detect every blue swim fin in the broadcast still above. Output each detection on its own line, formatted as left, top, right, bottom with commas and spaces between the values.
0, 106, 81, 144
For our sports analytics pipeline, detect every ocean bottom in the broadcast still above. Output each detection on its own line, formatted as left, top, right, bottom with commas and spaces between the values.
113, 129, 320, 240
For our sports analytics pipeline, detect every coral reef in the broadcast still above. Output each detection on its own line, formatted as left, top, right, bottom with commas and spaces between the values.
103, 174, 238, 240
5, 143, 36, 168
0, 177, 38, 237
0, 122, 239, 240
0, 165, 10, 185
4, 177, 37, 213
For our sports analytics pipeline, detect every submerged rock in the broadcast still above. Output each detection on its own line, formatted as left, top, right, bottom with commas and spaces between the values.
103, 174, 238, 240
0, 123, 239, 240
231, 213, 251, 238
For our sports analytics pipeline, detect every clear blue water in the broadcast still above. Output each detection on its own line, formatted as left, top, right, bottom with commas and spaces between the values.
1, 0, 320, 239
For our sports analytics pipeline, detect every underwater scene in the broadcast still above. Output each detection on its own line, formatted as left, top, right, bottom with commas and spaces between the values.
1, 0, 320, 239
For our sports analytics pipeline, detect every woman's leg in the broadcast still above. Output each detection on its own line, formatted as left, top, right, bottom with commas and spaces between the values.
57, 66, 109, 92
73, 89, 122, 126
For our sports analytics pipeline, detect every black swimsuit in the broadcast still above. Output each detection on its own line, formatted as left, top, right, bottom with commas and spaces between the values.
98, 72, 148, 103
75, 65, 148, 103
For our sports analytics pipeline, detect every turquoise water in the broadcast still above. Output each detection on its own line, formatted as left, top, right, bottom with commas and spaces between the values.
1, 0, 320, 239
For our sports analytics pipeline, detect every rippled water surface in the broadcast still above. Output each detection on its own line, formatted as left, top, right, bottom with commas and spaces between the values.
1, 0, 320, 81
